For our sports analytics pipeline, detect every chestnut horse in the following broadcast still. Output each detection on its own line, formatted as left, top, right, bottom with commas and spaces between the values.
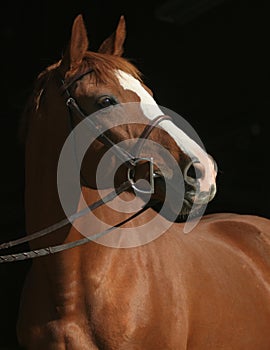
12, 15, 270, 349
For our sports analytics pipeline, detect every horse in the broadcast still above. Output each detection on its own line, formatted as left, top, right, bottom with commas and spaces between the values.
8, 14, 270, 349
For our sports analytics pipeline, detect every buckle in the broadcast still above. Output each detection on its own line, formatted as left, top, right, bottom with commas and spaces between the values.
127, 157, 155, 194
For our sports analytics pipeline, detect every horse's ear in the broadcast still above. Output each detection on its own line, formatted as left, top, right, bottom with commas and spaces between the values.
60, 14, 89, 72
98, 16, 126, 56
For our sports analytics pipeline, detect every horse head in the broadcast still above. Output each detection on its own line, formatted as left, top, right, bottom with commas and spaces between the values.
25, 15, 217, 222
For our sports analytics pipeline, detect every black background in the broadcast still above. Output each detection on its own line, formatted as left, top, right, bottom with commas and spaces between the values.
1, 0, 269, 347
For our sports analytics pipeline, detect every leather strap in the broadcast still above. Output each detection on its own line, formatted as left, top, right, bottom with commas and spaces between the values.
0, 199, 153, 263
0, 181, 132, 250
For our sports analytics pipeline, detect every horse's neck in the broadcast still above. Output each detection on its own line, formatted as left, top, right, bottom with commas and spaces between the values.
26, 184, 156, 276
24, 107, 69, 238
74, 187, 168, 252
77, 186, 149, 227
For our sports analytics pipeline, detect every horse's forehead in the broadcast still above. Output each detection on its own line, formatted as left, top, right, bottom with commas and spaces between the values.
115, 70, 155, 105
115, 69, 163, 121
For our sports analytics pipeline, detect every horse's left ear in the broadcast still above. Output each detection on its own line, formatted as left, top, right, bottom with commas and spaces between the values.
98, 16, 126, 56
60, 14, 89, 72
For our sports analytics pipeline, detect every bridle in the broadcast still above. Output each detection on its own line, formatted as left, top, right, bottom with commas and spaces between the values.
0, 68, 171, 263
63, 68, 171, 193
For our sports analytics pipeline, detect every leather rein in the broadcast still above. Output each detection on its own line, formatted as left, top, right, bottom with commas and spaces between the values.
0, 68, 170, 263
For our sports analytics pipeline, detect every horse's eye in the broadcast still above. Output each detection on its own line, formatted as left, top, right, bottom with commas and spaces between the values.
97, 96, 117, 108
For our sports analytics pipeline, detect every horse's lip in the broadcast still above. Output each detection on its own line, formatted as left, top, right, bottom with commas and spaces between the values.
185, 187, 216, 206
183, 196, 193, 209
184, 190, 196, 205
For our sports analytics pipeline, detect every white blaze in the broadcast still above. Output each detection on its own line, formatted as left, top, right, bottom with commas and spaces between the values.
116, 70, 216, 192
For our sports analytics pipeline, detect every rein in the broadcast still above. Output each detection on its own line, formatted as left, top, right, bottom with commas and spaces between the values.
0, 191, 152, 263
0, 180, 131, 251
0, 68, 170, 263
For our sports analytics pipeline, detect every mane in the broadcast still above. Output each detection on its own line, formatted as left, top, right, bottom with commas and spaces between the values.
20, 52, 142, 143
19, 62, 59, 143
64, 51, 142, 87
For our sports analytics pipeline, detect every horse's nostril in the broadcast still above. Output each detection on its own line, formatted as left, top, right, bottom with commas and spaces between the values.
186, 164, 196, 179
186, 162, 203, 180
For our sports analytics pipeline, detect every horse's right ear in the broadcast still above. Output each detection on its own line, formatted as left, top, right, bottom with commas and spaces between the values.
60, 14, 89, 73
98, 16, 126, 56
